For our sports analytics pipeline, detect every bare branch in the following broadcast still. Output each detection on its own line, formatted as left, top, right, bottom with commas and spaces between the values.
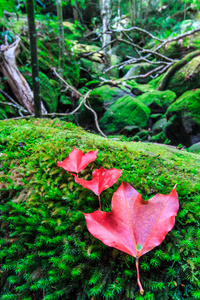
0, 89, 29, 116
111, 26, 163, 42
84, 100, 107, 138
52, 67, 83, 97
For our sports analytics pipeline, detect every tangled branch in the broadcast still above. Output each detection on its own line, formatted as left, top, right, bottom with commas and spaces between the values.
83, 25, 200, 79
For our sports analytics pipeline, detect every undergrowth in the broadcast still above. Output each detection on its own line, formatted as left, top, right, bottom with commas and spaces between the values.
0, 119, 200, 299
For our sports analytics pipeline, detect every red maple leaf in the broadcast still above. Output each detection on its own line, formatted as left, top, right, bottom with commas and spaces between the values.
74, 166, 122, 209
83, 182, 179, 294
57, 147, 97, 173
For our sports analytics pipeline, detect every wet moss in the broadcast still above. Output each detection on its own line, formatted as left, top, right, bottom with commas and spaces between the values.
0, 119, 200, 299
99, 95, 151, 134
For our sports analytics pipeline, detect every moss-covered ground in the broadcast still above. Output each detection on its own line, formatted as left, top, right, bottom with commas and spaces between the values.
0, 119, 200, 300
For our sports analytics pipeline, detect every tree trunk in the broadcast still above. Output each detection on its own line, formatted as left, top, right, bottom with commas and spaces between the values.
100, 0, 112, 68
26, 0, 42, 117
56, 0, 65, 80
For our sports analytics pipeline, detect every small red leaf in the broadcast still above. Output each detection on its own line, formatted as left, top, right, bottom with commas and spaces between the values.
83, 182, 179, 294
74, 166, 122, 196
57, 147, 97, 173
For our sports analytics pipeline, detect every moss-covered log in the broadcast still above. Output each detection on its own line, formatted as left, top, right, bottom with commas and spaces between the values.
157, 50, 200, 91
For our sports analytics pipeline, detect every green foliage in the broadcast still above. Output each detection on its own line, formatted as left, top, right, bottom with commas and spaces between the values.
0, 119, 200, 299
0, 0, 15, 17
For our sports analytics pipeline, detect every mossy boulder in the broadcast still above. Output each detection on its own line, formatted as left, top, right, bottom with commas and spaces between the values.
136, 90, 176, 113
72, 42, 104, 63
165, 89, 200, 146
166, 55, 200, 96
123, 63, 155, 83
160, 39, 197, 59
77, 85, 130, 128
99, 95, 151, 134
80, 58, 104, 76
152, 117, 167, 133
0, 119, 200, 299
126, 80, 156, 95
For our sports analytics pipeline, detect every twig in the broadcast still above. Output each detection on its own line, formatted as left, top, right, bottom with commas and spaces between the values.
111, 26, 163, 42
52, 67, 83, 97
84, 100, 107, 138
0, 89, 29, 116
4, 87, 107, 139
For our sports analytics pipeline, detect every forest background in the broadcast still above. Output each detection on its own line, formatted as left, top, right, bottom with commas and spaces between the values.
0, 0, 200, 147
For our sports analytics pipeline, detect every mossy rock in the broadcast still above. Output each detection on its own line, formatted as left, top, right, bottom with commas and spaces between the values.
165, 89, 200, 146
77, 85, 129, 128
126, 80, 156, 95
166, 55, 200, 96
166, 89, 200, 125
123, 62, 156, 83
152, 117, 167, 133
136, 90, 176, 113
148, 131, 167, 143
188, 142, 200, 152
0, 119, 200, 299
159, 39, 197, 59
112, 43, 139, 59
80, 58, 104, 75
72, 43, 104, 63
99, 95, 151, 134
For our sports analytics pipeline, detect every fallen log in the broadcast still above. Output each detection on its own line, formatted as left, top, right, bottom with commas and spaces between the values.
0, 36, 46, 114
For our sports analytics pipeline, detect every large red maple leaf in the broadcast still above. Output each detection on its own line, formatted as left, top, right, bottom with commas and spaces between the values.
83, 182, 179, 294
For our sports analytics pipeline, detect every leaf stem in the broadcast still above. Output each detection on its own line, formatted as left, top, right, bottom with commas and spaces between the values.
136, 256, 144, 295
98, 195, 101, 210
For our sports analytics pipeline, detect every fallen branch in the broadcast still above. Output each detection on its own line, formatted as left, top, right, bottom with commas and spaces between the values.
5, 84, 107, 139
0, 89, 29, 116
83, 25, 200, 80
52, 67, 83, 97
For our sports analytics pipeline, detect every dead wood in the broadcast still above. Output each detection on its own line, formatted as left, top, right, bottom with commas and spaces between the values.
0, 36, 46, 114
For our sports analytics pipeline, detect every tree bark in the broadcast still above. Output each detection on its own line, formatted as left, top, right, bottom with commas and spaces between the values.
100, 0, 112, 68
56, 0, 65, 81
0, 36, 46, 115
26, 0, 42, 117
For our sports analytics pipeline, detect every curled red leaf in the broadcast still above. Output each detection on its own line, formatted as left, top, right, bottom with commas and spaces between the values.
74, 166, 122, 196
57, 147, 97, 173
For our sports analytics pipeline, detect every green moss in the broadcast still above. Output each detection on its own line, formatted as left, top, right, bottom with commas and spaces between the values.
166, 89, 200, 125
166, 55, 200, 96
77, 85, 126, 127
148, 73, 165, 89
148, 131, 167, 143
160, 41, 182, 59
19, 67, 60, 113
99, 95, 151, 134
136, 90, 176, 108
41, 76, 60, 113
152, 118, 167, 133
127, 80, 156, 94
0, 93, 16, 119
0, 119, 200, 299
